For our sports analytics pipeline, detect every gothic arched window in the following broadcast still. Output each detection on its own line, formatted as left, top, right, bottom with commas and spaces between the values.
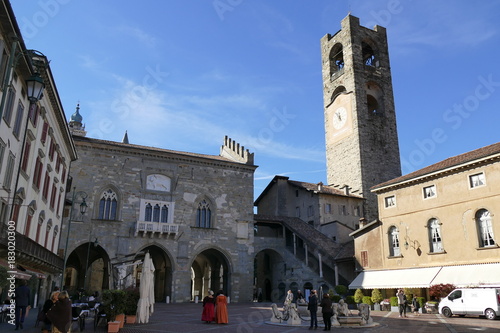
476, 209, 495, 247
145, 203, 152, 222
196, 200, 211, 228
161, 205, 168, 223
428, 218, 443, 253
152, 204, 161, 222
388, 226, 400, 256
98, 189, 118, 220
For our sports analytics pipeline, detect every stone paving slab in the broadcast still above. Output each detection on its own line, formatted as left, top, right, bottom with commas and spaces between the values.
2, 302, 500, 332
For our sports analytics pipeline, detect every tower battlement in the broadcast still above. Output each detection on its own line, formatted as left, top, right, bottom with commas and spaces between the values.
220, 135, 254, 165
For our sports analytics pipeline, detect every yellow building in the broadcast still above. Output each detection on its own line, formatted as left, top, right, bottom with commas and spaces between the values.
349, 142, 500, 295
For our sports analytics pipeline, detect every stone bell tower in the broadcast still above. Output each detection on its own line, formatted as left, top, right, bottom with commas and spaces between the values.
321, 15, 401, 221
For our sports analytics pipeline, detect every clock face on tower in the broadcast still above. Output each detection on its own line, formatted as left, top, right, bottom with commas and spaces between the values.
333, 107, 347, 130
326, 92, 352, 143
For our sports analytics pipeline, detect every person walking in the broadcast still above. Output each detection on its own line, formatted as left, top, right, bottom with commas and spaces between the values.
215, 290, 228, 324
307, 289, 318, 330
319, 293, 333, 331
396, 289, 407, 318
14, 279, 30, 330
201, 290, 215, 323
412, 296, 420, 316
46, 291, 72, 333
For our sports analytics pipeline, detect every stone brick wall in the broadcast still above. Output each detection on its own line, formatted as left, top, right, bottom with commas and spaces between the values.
322, 15, 401, 221
61, 136, 256, 302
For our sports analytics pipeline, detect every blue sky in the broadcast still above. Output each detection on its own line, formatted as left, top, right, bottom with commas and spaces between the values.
10, 0, 500, 199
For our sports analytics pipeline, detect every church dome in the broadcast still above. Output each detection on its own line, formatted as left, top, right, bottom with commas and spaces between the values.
70, 104, 83, 123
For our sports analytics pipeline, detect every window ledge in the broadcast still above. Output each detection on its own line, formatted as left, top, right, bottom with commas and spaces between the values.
95, 219, 122, 222
191, 226, 216, 230
427, 250, 447, 255
387, 255, 403, 259
476, 244, 500, 250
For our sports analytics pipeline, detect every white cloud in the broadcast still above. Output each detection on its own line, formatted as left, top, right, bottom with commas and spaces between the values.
113, 25, 157, 48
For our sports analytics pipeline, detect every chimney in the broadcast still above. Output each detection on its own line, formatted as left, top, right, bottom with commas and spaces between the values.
343, 185, 350, 196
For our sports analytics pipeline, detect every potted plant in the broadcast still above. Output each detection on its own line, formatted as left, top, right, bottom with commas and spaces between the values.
330, 294, 341, 303
102, 289, 127, 332
334, 285, 348, 297
371, 289, 384, 311
124, 287, 140, 324
354, 288, 364, 305
417, 297, 426, 313
381, 298, 391, 311
345, 295, 357, 309
362, 296, 374, 310
390, 296, 399, 312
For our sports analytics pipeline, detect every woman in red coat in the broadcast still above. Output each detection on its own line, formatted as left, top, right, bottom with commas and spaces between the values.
215, 290, 228, 324
201, 290, 215, 323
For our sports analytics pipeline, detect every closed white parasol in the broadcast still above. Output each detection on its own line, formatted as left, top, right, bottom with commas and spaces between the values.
136, 252, 155, 323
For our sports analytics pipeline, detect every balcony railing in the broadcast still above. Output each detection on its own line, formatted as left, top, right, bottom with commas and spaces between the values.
0, 224, 63, 273
135, 221, 179, 237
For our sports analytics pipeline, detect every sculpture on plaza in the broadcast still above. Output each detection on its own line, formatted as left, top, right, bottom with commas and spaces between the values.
357, 303, 373, 325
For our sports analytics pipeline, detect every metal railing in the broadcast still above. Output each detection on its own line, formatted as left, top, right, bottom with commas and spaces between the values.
134, 221, 179, 236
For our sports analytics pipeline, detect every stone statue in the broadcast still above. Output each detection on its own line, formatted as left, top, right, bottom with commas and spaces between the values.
358, 303, 373, 325
270, 303, 285, 323
337, 299, 349, 317
287, 303, 301, 325
331, 303, 340, 326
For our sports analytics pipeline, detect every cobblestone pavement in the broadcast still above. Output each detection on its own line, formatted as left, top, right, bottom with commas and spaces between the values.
2, 302, 499, 332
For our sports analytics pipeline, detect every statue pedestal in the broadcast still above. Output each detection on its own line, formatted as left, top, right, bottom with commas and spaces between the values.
338, 316, 363, 326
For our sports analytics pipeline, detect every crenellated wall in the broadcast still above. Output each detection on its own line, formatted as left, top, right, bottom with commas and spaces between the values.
220, 135, 254, 165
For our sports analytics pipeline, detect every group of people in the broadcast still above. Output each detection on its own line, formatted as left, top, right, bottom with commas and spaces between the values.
307, 290, 347, 331
40, 289, 73, 333
397, 289, 420, 318
306, 288, 421, 330
11, 282, 72, 333
201, 290, 228, 324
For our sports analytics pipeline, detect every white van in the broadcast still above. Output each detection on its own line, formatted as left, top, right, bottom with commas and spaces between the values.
439, 288, 500, 320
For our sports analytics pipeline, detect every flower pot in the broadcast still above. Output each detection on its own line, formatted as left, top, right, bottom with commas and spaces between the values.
125, 315, 136, 324
115, 313, 125, 328
108, 321, 120, 333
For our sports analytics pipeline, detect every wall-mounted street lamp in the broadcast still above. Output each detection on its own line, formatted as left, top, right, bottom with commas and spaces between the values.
60, 188, 88, 288
25, 72, 45, 103
5, 48, 47, 225
0, 42, 47, 124
403, 231, 421, 251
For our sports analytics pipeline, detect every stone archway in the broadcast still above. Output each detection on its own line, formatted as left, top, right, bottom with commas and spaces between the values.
254, 249, 285, 302
191, 249, 230, 301
135, 245, 172, 302
65, 243, 110, 294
